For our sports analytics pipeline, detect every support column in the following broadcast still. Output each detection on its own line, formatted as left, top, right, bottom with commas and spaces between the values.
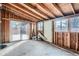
1, 19, 10, 43
0, 3, 2, 49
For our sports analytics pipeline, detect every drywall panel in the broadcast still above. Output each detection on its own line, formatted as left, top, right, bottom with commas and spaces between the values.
44, 20, 53, 42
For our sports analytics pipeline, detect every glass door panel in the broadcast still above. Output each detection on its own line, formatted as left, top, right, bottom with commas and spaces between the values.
10, 21, 30, 42
10, 21, 21, 41
21, 22, 30, 40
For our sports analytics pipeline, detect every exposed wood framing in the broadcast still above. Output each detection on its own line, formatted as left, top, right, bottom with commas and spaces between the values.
44, 3, 64, 17
8, 3, 42, 20
2, 3, 79, 22
20, 3, 48, 20
31, 3, 55, 18
3, 4, 37, 21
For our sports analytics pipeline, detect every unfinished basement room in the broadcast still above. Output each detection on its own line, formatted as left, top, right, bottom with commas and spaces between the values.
0, 3, 79, 56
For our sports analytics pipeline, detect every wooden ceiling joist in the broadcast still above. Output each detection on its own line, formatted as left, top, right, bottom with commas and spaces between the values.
2, 3, 79, 22
69, 4, 75, 14
72, 3, 79, 13
20, 3, 48, 20
4, 5, 38, 21
57, 3, 75, 15
44, 3, 64, 17
8, 3, 43, 20
0, 4, 2, 7
31, 3, 55, 18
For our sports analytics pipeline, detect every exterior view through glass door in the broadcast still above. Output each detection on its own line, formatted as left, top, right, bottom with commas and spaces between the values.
21, 22, 30, 40
10, 21, 30, 42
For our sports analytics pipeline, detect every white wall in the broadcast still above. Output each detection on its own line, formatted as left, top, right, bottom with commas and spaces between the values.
44, 20, 53, 43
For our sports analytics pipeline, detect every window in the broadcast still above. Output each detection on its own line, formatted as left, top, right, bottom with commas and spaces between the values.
70, 17, 79, 32
54, 19, 68, 32
37, 21, 43, 31
20, 23, 27, 34
62, 20, 68, 32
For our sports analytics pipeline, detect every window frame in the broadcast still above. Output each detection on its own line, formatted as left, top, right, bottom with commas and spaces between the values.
70, 16, 79, 32
54, 18, 68, 32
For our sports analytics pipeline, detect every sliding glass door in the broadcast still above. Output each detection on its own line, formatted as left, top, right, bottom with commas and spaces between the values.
10, 21, 30, 42
10, 21, 21, 41
21, 22, 30, 40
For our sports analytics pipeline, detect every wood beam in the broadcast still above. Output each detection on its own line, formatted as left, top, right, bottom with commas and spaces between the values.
57, 3, 75, 15
3, 4, 38, 21
70, 4, 75, 14
31, 3, 55, 18
8, 3, 42, 20
44, 3, 64, 17
1, 19, 10, 43
72, 3, 79, 13
0, 3, 2, 7
20, 3, 48, 20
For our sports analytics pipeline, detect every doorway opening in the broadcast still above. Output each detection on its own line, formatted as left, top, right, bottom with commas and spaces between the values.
10, 20, 30, 42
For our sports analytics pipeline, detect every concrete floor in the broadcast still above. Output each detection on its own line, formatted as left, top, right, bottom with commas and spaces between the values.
0, 40, 79, 56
